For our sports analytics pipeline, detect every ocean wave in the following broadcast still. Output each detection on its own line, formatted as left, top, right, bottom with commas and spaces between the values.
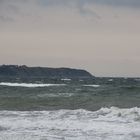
37, 93, 75, 98
0, 82, 66, 87
95, 106, 140, 122
83, 84, 100, 87
0, 107, 140, 140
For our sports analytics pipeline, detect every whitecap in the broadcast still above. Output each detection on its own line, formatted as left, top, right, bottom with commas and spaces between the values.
37, 93, 74, 98
61, 78, 71, 81
0, 82, 66, 87
108, 79, 113, 82
83, 84, 100, 87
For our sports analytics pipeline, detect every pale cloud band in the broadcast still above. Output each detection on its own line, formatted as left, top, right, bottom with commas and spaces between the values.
39, 0, 140, 8
0, 0, 140, 23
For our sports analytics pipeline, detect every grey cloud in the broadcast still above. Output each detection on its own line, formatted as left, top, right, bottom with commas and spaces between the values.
0, 2, 19, 23
38, 0, 140, 19
0, 0, 37, 23
1, 0, 140, 8
0, 0, 139, 23
0, 15, 13, 22
39, 0, 140, 8
38, 0, 101, 18
76, 3, 100, 19
0, 0, 4, 3
95, 0, 140, 7
0, 0, 100, 22
78, 7, 100, 19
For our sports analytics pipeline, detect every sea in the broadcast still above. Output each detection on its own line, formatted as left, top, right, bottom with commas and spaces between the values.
0, 77, 140, 140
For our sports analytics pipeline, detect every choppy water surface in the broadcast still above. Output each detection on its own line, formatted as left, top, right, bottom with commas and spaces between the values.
0, 78, 140, 139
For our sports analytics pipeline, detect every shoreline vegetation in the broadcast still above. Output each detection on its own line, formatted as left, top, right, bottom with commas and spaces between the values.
0, 65, 93, 79
0, 65, 94, 83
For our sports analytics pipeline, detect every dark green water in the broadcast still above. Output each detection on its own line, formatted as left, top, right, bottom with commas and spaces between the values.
0, 77, 140, 111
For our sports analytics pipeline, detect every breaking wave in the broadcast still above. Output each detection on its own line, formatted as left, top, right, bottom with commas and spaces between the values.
0, 82, 66, 87
83, 84, 100, 87
0, 107, 140, 140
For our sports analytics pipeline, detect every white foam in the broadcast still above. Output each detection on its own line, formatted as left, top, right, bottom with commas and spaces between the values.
84, 84, 100, 87
0, 82, 66, 87
0, 107, 140, 140
37, 93, 74, 98
108, 79, 113, 82
61, 78, 71, 81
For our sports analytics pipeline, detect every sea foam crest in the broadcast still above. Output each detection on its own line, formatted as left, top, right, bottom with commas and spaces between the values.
0, 82, 66, 87
83, 84, 100, 87
95, 107, 140, 122
0, 107, 140, 140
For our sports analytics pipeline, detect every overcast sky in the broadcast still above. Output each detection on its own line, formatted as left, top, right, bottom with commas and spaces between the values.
0, 0, 140, 77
